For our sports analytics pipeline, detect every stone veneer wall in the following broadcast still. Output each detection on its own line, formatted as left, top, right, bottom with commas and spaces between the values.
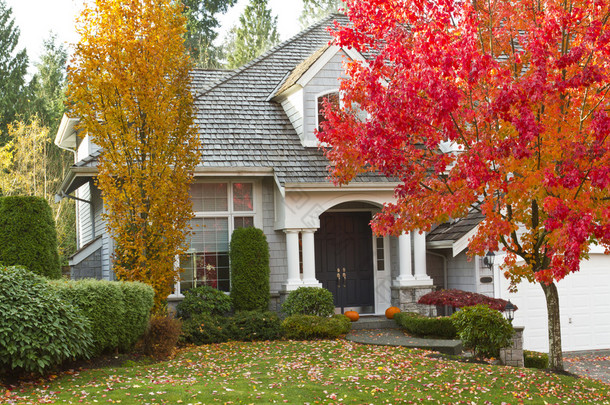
391, 286, 437, 316
500, 326, 525, 367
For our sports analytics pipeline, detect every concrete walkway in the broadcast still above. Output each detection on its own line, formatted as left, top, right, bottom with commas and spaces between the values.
346, 328, 463, 355
564, 350, 610, 385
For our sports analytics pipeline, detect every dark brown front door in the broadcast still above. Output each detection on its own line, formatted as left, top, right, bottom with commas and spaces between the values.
315, 212, 375, 313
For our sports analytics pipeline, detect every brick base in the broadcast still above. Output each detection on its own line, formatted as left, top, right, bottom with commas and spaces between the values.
390, 285, 436, 316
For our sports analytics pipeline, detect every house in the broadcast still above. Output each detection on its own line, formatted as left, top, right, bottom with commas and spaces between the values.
54, 15, 610, 353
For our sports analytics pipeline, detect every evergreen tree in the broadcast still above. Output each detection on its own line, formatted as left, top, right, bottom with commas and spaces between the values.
299, 0, 343, 29
20, 35, 76, 265
224, 0, 279, 69
25, 34, 68, 136
0, 0, 28, 146
182, 0, 237, 68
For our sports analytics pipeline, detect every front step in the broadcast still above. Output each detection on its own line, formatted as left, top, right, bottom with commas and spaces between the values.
350, 315, 399, 330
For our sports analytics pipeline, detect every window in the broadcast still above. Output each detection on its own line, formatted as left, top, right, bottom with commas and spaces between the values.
180, 182, 255, 293
376, 236, 385, 271
317, 91, 340, 131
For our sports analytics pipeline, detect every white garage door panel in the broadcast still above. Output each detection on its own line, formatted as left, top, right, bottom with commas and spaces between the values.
499, 254, 610, 352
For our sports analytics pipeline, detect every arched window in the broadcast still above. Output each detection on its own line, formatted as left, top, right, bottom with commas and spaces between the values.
317, 91, 340, 130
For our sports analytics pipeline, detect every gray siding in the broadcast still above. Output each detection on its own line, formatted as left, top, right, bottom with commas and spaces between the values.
447, 251, 477, 292
262, 177, 287, 293
302, 51, 348, 144
76, 182, 93, 247
427, 253, 445, 289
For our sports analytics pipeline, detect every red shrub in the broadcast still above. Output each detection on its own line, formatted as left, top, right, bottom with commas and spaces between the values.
418, 289, 517, 312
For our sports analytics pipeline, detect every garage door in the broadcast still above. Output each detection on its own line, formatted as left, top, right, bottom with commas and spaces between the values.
497, 254, 610, 352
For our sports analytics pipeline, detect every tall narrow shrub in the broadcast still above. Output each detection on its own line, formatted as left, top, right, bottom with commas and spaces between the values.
0, 196, 60, 278
230, 227, 270, 311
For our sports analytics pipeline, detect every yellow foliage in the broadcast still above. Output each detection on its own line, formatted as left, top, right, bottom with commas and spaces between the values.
67, 0, 200, 310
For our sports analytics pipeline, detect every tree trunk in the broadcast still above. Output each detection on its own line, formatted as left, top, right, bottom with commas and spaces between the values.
540, 282, 564, 371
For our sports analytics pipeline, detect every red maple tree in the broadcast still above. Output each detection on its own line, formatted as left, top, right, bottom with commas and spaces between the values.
319, 0, 610, 370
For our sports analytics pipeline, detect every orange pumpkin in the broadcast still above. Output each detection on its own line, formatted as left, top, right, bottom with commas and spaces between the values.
344, 310, 359, 322
385, 306, 401, 319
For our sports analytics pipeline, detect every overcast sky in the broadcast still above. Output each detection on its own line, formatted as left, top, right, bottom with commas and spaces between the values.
5, 0, 303, 72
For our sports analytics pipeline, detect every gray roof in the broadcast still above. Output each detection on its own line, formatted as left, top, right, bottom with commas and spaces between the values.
193, 14, 391, 185
427, 210, 485, 243
71, 15, 391, 185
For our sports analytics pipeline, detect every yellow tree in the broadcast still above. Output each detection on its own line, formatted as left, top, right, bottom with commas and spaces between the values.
67, 0, 200, 310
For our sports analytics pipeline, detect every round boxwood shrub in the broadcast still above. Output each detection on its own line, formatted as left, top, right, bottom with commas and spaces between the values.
177, 285, 232, 319
0, 196, 60, 278
229, 227, 270, 311
282, 287, 334, 317
0, 266, 93, 375
451, 304, 514, 359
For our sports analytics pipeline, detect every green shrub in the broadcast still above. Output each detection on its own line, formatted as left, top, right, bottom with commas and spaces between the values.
227, 311, 282, 341
51, 279, 154, 355
394, 312, 458, 339
117, 281, 155, 351
451, 305, 514, 359
282, 314, 351, 340
282, 287, 335, 317
177, 285, 232, 319
524, 350, 549, 369
0, 266, 93, 375
142, 315, 182, 359
181, 313, 228, 345
0, 196, 60, 278
230, 227, 270, 311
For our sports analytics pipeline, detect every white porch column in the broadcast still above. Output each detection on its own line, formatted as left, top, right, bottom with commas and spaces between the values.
413, 229, 432, 283
393, 232, 415, 286
283, 230, 303, 291
301, 229, 322, 287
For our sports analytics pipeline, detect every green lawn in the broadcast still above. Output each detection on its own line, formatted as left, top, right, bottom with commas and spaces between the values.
4, 340, 609, 404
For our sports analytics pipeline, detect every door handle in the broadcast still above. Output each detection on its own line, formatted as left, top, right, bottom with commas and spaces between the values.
337, 268, 341, 288
342, 267, 347, 288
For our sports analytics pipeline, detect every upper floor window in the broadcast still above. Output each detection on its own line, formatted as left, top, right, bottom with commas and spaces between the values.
317, 91, 340, 131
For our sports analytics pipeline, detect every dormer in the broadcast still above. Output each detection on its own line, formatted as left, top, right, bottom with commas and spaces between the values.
271, 45, 366, 147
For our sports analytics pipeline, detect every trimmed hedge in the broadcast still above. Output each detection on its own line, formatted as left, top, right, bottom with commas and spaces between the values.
230, 227, 270, 311
524, 350, 549, 369
394, 312, 458, 339
282, 287, 335, 317
226, 311, 282, 341
282, 314, 351, 340
50, 279, 154, 355
181, 313, 229, 345
0, 196, 60, 279
177, 285, 232, 319
117, 281, 155, 352
0, 266, 93, 375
